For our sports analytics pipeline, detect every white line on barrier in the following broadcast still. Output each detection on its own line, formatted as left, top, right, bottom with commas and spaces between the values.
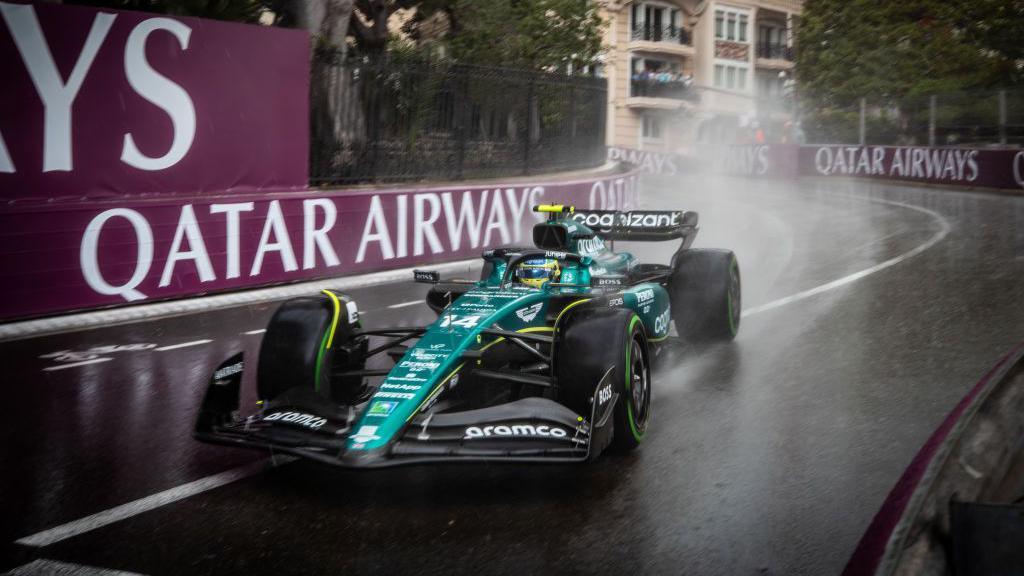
42, 358, 113, 371
14, 457, 295, 548
154, 339, 212, 352
742, 195, 952, 318
4, 559, 148, 575
387, 300, 423, 309
242, 329, 266, 335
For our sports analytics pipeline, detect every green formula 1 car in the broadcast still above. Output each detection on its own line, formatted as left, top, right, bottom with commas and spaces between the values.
195, 204, 741, 467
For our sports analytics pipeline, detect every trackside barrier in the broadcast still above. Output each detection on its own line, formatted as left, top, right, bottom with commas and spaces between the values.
0, 171, 640, 321
610, 145, 1024, 192
0, 2, 636, 322
842, 343, 1024, 576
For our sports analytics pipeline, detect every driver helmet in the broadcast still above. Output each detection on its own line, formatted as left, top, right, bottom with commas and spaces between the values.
517, 258, 560, 289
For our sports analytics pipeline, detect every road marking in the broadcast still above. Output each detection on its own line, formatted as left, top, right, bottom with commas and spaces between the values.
42, 358, 112, 371
387, 300, 423, 309
14, 457, 294, 548
742, 195, 952, 318
5, 559, 148, 575
242, 329, 266, 335
154, 339, 212, 351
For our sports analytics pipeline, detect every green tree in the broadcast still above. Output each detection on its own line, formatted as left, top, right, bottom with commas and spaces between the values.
796, 0, 1024, 141
443, 0, 604, 71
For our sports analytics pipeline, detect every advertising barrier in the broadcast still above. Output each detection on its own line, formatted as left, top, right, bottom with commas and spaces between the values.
800, 145, 1024, 191
0, 173, 640, 320
612, 144, 1024, 191
0, 1, 309, 200
609, 145, 799, 178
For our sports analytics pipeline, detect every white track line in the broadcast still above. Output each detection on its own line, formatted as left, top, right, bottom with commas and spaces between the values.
387, 300, 423, 309
742, 195, 952, 318
15, 457, 294, 548
42, 358, 112, 372
13, 191, 953, 549
242, 329, 266, 335
4, 559, 148, 575
154, 339, 212, 352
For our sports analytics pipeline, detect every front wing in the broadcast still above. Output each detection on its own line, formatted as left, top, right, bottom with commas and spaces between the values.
194, 354, 618, 468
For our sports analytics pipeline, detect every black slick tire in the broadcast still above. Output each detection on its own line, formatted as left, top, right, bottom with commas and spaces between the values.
555, 307, 652, 452
670, 249, 741, 344
257, 291, 366, 404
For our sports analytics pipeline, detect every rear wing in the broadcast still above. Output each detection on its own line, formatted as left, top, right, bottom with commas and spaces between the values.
569, 209, 699, 243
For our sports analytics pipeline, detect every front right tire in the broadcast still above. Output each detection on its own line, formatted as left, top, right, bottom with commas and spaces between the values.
555, 307, 652, 451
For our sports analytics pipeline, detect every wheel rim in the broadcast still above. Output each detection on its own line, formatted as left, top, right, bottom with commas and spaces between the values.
628, 337, 651, 434
727, 259, 741, 334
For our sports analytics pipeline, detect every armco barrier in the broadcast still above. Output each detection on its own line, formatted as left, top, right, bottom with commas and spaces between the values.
0, 171, 640, 321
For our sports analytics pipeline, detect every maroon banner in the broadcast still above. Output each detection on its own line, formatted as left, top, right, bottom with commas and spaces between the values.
609, 145, 800, 179
0, 1, 310, 201
800, 145, 1024, 191
0, 172, 640, 320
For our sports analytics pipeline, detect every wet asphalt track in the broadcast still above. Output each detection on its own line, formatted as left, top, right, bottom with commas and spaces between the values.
2, 175, 1023, 575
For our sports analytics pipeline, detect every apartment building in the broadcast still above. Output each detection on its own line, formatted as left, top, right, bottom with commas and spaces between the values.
599, 0, 802, 152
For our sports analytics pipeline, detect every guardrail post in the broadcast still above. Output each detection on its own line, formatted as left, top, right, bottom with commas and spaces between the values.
859, 97, 866, 145
928, 95, 936, 147
998, 90, 1007, 145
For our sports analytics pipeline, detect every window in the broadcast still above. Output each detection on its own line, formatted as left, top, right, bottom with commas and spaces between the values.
642, 115, 663, 140
632, 3, 683, 42
713, 63, 749, 91
714, 7, 750, 42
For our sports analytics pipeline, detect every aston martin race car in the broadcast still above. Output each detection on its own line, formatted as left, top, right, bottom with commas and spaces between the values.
194, 204, 741, 467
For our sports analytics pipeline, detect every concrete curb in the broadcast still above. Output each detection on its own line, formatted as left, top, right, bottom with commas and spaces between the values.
0, 259, 481, 343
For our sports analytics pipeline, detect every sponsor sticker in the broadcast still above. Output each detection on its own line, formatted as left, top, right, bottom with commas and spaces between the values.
608, 296, 624, 307
374, 391, 416, 400
367, 400, 398, 417
352, 426, 380, 443
213, 361, 243, 381
380, 383, 422, 391
516, 303, 543, 322
400, 360, 440, 371
598, 383, 612, 405
346, 301, 359, 324
463, 424, 569, 439
263, 411, 327, 429
635, 288, 655, 304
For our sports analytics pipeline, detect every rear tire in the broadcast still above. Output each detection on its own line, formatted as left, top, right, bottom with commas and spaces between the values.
556, 308, 652, 451
257, 291, 367, 404
670, 249, 741, 344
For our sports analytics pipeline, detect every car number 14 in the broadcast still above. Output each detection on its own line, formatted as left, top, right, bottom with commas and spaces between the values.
440, 314, 482, 329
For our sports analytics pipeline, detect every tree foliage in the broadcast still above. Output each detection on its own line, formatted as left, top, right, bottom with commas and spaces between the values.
396, 0, 604, 72
797, 0, 1024, 108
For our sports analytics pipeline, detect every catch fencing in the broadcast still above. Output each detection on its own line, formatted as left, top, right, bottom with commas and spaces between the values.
310, 53, 608, 185
804, 88, 1024, 148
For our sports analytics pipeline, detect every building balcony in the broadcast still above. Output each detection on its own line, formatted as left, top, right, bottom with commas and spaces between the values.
629, 25, 694, 57
755, 44, 795, 68
626, 78, 699, 110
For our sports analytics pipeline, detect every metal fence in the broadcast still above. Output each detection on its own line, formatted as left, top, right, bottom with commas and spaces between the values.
309, 53, 608, 185
803, 88, 1024, 147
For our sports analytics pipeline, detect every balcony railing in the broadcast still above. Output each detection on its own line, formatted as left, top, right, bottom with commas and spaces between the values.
630, 78, 699, 102
756, 44, 794, 61
630, 25, 691, 46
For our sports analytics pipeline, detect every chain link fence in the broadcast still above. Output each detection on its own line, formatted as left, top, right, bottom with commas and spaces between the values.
803, 88, 1024, 147
309, 52, 608, 186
